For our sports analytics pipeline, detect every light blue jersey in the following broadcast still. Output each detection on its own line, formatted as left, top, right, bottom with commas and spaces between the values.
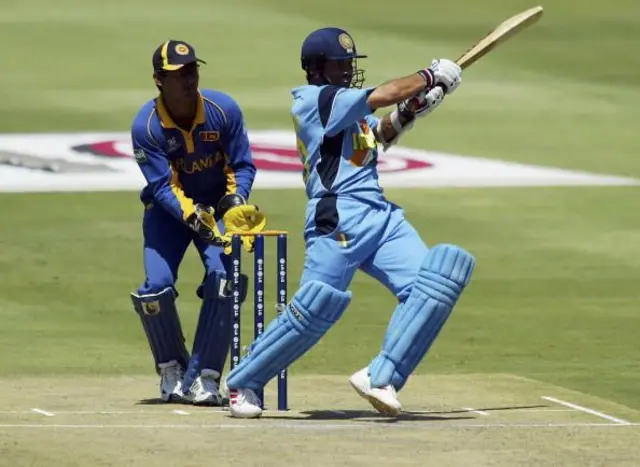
291, 84, 385, 233
288, 80, 432, 300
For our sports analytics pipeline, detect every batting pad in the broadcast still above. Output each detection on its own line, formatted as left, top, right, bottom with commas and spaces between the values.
226, 280, 352, 391
369, 244, 475, 389
131, 287, 190, 371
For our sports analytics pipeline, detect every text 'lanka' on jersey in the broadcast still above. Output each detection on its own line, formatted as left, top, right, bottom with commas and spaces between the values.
291, 84, 385, 203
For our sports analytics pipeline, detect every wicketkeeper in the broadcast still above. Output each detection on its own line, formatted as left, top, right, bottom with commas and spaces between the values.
129, 40, 266, 405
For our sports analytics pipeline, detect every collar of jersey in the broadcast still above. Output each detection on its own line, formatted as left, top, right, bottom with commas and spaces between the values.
156, 92, 206, 131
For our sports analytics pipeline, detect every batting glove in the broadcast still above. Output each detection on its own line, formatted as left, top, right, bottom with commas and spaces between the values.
398, 86, 445, 120
429, 58, 462, 95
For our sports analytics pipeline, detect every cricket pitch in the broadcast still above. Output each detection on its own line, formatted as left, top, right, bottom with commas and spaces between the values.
0, 374, 638, 466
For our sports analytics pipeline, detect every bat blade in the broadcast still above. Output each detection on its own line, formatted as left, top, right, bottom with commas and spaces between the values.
456, 6, 544, 69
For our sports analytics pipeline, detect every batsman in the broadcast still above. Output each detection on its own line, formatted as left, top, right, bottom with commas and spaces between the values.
129, 40, 266, 405
225, 27, 475, 418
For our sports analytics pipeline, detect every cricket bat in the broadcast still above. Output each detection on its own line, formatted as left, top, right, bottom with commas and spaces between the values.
456, 6, 544, 70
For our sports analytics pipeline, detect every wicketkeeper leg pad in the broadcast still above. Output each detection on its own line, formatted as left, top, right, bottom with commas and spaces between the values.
183, 270, 248, 391
225, 280, 352, 391
369, 244, 475, 390
131, 287, 190, 372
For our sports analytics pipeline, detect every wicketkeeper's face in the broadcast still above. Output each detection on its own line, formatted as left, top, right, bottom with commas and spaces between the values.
160, 63, 200, 100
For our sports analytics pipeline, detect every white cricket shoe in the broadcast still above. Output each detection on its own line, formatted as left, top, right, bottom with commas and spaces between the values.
349, 367, 402, 417
158, 360, 186, 403
227, 385, 263, 419
190, 369, 226, 406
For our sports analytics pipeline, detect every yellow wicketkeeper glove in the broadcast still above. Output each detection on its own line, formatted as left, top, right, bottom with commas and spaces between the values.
217, 194, 267, 254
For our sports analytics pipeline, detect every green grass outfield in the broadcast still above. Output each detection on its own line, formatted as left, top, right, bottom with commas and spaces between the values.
3, 187, 639, 408
0, 1, 639, 463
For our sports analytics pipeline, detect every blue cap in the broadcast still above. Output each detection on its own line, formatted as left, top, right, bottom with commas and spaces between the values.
301, 27, 367, 68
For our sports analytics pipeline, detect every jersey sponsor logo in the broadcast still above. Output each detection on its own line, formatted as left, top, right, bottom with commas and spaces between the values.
133, 149, 147, 163
166, 137, 181, 153
0, 131, 636, 192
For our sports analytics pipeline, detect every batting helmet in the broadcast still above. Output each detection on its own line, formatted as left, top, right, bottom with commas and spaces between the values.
300, 27, 367, 88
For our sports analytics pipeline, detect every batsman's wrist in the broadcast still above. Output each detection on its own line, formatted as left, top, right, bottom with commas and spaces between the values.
417, 68, 435, 88
397, 100, 416, 122
389, 109, 408, 133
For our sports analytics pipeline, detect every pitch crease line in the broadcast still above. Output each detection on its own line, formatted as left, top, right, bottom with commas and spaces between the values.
541, 396, 630, 425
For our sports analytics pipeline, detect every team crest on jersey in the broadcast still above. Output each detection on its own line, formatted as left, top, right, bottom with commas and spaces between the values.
199, 131, 220, 142
338, 33, 354, 53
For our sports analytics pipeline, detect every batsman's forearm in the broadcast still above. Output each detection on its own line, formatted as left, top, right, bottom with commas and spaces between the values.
367, 73, 428, 110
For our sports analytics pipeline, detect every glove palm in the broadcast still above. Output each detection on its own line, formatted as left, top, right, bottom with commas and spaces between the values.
221, 205, 267, 254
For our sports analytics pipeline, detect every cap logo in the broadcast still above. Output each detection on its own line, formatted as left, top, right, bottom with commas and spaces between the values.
338, 33, 354, 53
175, 44, 190, 55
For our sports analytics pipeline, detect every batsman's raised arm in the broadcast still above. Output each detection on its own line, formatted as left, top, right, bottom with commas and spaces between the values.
366, 72, 431, 110
372, 59, 462, 151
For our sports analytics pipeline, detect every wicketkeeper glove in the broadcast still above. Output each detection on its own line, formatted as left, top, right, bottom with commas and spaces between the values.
217, 194, 267, 254
186, 204, 230, 250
